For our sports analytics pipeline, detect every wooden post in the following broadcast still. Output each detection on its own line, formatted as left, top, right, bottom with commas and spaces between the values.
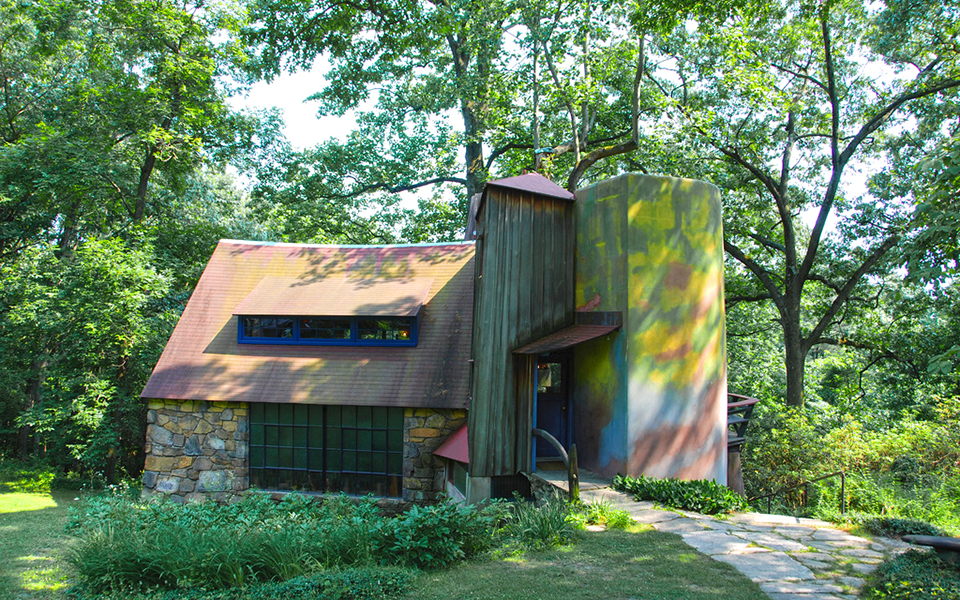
727, 450, 745, 496
568, 443, 580, 503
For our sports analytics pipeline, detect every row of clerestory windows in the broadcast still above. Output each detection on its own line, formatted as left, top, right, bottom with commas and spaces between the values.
238, 316, 417, 346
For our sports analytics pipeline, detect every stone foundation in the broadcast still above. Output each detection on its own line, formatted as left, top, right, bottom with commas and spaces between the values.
142, 400, 249, 503
402, 408, 467, 502
142, 401, 466, 505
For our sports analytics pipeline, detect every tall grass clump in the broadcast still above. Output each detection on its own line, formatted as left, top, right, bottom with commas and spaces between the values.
505, 493, 579, 549
66, 490, 504, 594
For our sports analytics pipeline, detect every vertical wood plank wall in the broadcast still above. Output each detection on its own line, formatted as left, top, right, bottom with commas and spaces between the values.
468, 188, 575, 477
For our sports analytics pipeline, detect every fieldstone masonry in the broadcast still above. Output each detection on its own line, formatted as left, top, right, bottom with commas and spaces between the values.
143, 400, 249, 503
403, 408, 467, 502
143, 401, 464, 504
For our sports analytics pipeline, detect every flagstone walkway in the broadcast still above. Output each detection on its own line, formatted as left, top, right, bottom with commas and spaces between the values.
578, 486, 911, 600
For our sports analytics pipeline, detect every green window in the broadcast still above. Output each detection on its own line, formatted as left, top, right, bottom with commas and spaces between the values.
249, 404, 404, 497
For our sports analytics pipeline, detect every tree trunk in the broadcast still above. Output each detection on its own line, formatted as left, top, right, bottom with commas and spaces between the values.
783, 314, 806, 408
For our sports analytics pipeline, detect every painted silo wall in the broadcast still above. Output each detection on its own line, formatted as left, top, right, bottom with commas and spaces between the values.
574, 173, 727, 483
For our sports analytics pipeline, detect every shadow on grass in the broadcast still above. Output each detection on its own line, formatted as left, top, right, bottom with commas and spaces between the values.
0, 490, 76, 600
410, 526, 768, 600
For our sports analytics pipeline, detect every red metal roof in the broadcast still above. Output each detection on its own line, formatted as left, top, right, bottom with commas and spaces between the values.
232, 276, 433, 317
433, 424, 469, 464
513, 324, 620, 354
485, 173, 575, 201
141, 240, 475, 409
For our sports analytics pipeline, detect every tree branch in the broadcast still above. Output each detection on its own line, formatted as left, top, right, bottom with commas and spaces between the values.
803, 235, 900, 353
724, 240, 784, 304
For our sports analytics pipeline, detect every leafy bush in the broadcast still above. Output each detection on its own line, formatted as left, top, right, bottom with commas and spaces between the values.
861, 549, 960, 600
742, 397, 960, 533
860, 517, 949, 539
612, 474, 746, 515
68, 566, 415, 600
380, 500, 503, 569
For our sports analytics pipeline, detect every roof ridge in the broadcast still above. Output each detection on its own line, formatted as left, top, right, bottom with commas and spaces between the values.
218, 239, 477, 250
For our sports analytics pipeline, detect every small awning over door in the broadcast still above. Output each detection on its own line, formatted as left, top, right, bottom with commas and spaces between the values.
513, 311, 622, 355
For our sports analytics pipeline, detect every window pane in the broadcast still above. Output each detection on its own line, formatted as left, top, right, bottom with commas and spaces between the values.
265, 426, 279, 446
264, 403, 278, 425
250, 449, 263, 468
326, 406, 340, 427
265, 447, 278, 468
294, 449, 307, 469
357, 317, 414, 342
279, 427, 293, 447
300, 317, 351, 340
309, 427, 323, 447
309, 404, 324, 427
342, 429, 356, 449
372, 408, 388, 428
372, 453, 386, 473
293, 427, 307, 447
357, 430, 371, 450
388, 453, 402, 474
342, 451, 356, 471
250, 424, 264, 446
341, 406, 356, 427
326, 428, 340, 449
261, 317, 294, 338
372, 431, 386, 452
279, 404, 294, 426
243, 317, 262, 338
357, 406, 372, 429
357, 452, 372, 472
279, 447, 293, 468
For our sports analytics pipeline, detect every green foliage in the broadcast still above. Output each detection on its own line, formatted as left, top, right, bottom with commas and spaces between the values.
380, 500, 502, 569
612, 474, 747, 515
505, 493, 579, 550
861, 550, 960, 600
69, 567, 415, 600
742, 399, 960, 533
67, 491, 508, 594
860, 518, 948, 540
0, 459, 54, 493
580, 500, 634, 530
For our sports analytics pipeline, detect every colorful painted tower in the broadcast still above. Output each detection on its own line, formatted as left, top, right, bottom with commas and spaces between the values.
573, 174, 727, 483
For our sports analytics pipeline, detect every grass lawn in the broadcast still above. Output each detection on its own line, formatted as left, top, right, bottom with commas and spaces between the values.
409, 524, 768, 600
0, 489, 76, 600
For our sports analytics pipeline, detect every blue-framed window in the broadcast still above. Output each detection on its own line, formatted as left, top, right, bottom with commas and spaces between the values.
239, 316, 417, 346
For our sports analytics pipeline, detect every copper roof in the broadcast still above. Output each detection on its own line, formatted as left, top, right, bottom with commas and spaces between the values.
433, 424, 469, 464
232, 276, 433, 317
513, 324, 620, 354
142, 240, 475, 409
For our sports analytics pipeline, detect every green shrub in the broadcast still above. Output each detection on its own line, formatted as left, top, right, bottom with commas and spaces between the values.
68, 566, 415, 600
861, 549, 960, 600
381, 501, 503, 569
860, 517, 949, 539
611, 474, 746, 515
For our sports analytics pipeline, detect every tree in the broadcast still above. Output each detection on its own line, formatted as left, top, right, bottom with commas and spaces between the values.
648, 0, 960, 407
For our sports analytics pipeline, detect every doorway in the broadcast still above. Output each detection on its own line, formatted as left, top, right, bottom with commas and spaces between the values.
534, 353, 571, 464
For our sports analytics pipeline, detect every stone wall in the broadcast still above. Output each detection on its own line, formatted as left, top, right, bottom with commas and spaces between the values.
142, 400, 249, 503
142, 401, 465, 505
402, 408, 467, 502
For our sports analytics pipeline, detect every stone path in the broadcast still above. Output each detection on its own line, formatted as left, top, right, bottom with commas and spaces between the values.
578, 486, 911, 600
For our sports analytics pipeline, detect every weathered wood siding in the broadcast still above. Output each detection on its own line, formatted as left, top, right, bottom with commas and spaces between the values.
468, 188, 576, 477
